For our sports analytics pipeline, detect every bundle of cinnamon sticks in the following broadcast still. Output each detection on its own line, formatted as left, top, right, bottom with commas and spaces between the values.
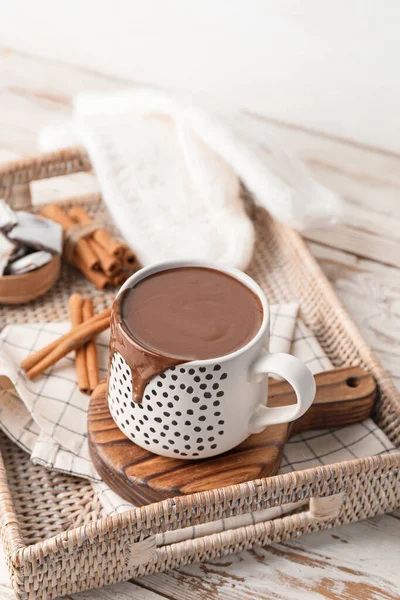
21, 302, 111, 387
41, 204, 137, 289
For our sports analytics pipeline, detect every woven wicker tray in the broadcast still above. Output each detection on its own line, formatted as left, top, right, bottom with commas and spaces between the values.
0, 149, 399, 600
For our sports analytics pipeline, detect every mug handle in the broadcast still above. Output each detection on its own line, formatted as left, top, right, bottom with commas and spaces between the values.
248, 352, 316, 434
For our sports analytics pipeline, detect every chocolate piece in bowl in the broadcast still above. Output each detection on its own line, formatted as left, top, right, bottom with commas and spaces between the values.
9, 244, 31, 262
7, 250, 53, 275
8, 211, 63, 255
0, 200, 18, 232
0, 231, 15, 275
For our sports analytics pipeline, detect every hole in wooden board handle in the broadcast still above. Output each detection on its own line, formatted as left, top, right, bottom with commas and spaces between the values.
346, 377, 359, 388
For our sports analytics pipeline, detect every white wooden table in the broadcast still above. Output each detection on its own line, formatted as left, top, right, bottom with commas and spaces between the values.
0, 47, 399, 600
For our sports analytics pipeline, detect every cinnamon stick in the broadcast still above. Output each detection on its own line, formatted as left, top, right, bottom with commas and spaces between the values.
25, 316, 110, 381
72, 254, 109, 290
69, 293, 89, 393
122, 247, 137, 269
82, 299, 99, 392
68, 206, 126, 258
42, 204, 99, 271
111, 271, 127, 287
86, 238, 120, 276
21, 307, 111, 375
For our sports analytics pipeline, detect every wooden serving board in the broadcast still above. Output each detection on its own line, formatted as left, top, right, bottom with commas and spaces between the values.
88, 366, 376, 506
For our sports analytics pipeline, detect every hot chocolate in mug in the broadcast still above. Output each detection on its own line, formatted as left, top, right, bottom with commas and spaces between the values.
107, 261, 316, 459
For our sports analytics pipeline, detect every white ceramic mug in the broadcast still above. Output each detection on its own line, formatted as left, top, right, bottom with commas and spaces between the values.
108, 261, 316, 459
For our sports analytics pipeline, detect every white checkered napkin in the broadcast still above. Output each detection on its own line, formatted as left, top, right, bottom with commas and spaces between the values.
0, 323, 110, 480
269, 302, 299, 354
0, 304, 297, 481
0, 305, 296, 482
292, 319, 333, 374
0, 303, 395, 515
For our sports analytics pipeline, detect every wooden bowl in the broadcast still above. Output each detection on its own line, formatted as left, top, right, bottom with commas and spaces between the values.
0, 255, 61, 305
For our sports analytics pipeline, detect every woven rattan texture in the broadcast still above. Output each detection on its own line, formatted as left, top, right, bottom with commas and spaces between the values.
0, 149, 399, 600
0, 433, 104, 546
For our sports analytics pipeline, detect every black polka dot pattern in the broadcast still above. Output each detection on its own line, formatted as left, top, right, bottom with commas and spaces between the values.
108, 352, 229, 458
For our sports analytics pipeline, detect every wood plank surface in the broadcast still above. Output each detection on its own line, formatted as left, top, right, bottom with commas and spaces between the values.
0, 45, 399, 600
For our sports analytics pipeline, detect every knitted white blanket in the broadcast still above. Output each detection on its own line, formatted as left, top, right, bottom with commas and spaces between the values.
40, 88, 343, 269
